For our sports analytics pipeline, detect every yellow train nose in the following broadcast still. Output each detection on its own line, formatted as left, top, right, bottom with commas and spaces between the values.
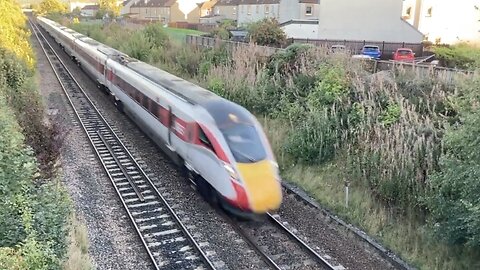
236, 160, 283, 213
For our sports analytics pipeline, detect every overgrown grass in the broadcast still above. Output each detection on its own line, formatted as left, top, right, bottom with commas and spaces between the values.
63, 215, 92, 270
162, 27, 206, 43
63, 20, 480, 269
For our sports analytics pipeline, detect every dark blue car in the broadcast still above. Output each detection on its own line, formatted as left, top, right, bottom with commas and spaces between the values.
361, 45, 382, 59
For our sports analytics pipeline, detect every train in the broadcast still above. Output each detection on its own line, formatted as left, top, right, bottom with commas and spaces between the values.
36, 16, 282, 218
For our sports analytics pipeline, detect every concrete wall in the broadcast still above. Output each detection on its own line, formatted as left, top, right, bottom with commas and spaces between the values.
403, 0, 480, 44
282, 22, 319, 39
237, 4, 279, 26
318, 0, 424, 43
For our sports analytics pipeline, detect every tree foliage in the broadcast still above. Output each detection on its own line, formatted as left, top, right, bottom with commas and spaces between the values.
0, 0, 35, 68
38, 0, 68, 16
247, 18, 286, 47
98, 0, 121, 18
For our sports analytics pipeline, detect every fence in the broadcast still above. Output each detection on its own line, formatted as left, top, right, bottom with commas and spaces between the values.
372, 60, 475, 83
288, 38, 424, 58
185, 35, 475, 83
185, 35, 282, 56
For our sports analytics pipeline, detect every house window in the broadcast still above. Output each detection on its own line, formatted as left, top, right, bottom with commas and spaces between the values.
247, 5, 251, 15
256, 5, 259, 14
427, 7, 432, 17
233, 7, 236, 15
265, 5, 269, 14
306, 5, 312, 15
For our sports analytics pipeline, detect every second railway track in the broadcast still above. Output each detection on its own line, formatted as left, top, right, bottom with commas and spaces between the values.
30, 19, 219, 270
224, 212, 341, 270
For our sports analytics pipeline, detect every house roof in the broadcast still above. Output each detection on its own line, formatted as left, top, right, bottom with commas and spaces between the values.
214, 0, 239, 6
299, 0, 319, 4
238, 0, 280, 5
201, 0, 218, 10
131, 0, 171, 8
81, 4, 99, 10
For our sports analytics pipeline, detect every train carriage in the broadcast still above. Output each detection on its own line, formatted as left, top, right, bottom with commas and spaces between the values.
36, 16, 282, 218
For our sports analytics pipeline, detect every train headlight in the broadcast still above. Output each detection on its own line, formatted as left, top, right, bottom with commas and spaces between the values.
223, 163, 238, 180
271, 161, 281, 181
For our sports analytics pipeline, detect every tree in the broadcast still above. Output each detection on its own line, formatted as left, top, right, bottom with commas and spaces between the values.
98, 0, 122, 18
247, 18, 287, 47
38, 0, 68, 15
0, 0, 34, 68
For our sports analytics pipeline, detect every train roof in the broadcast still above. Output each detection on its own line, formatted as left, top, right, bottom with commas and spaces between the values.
126, 61, 221, 105
125, 61, 254, 123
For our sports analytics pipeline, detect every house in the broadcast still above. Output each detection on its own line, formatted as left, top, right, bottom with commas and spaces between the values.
310, 0, 423, 43
237, 0, 280, 26
170, 0, 202, 23
212, 0, 238, 22
80, 4, 99, 17
403, 0, 480, 44
279, 0, 320, 39
121, 0, 139, 15
69, 0, 99, 12
130, 0, 171, 23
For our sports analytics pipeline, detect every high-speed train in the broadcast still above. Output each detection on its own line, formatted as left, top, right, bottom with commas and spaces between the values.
36, 16, 282, 217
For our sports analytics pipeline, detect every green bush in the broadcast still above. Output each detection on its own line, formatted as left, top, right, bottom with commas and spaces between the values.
427, 111, 480, 248
0, 94, 36, 248
0, 46, 71, 270
143, 23, 170, 48
284, 113, 337, 164
434, 44, 480, 70
247, 18, 287, 47
119, 31, 153, 62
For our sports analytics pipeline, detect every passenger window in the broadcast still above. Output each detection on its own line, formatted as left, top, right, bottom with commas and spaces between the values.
142, 95, 149, 109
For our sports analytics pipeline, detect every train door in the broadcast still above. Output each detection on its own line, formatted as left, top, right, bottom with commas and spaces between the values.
167, 106, 174, 151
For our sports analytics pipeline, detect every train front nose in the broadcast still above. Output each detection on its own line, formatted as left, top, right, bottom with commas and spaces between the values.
236, 160, 283, 213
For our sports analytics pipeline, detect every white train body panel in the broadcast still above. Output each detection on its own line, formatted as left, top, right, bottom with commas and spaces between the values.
36, 16, 282, 216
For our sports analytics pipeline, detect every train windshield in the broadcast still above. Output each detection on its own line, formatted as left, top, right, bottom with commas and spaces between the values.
220, 124, 267, 163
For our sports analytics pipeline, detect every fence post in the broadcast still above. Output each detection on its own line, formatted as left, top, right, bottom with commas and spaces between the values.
363, 40, 366, 46
402, 42, 405, 48
382, 41, 385, 53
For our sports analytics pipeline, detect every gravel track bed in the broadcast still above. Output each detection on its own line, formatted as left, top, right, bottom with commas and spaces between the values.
239, 219, 327, 270
277, 190, 397, 270
32, 29, 152, 269
38, 26, 269, 270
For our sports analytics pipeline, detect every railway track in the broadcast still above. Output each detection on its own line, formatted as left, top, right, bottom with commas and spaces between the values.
30, 19, 217, 270
223, 212, 340, 270
281, 183, 414, 270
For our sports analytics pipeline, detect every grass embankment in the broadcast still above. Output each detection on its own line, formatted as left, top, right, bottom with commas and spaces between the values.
162, 27, 206, 43
66, 20, 480, 269
0, 2, 91, 269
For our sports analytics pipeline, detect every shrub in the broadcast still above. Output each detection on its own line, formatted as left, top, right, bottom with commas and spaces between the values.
119, 31, 153, 62
427, 111, 480, 248
434, 44, 480, 70
247, 18, 287, 47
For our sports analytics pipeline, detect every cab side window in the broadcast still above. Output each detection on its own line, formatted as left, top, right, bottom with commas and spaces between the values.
199, 128, 214, 152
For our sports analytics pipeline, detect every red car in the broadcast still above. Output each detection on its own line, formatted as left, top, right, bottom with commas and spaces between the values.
393, 48, 415, 61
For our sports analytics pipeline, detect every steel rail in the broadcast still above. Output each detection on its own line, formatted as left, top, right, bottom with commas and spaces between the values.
266, 213, 337, 270
30, 18, 216, 270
